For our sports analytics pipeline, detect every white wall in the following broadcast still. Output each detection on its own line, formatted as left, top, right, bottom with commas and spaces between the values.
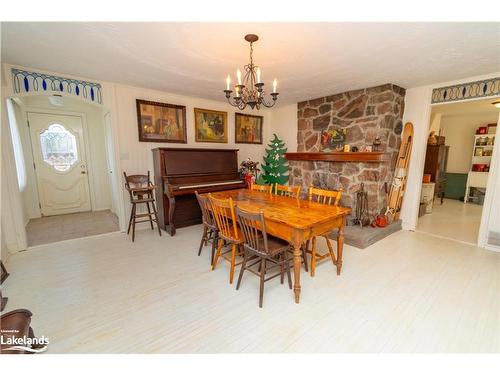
5, 99, 30, 225
440, 113, 498, 174
1, 99, 28, 253
429, 113, 442, 133
270, 103, 298, 152
111, 83, 274, 224
400, 86, 433, 230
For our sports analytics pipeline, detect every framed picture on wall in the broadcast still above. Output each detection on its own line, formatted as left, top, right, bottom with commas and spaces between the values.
235, 113, 263, 144
136, 99, 187, 143
194, 108, 228, 143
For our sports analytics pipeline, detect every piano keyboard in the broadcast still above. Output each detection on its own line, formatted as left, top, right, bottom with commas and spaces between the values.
177, 180, 243, 190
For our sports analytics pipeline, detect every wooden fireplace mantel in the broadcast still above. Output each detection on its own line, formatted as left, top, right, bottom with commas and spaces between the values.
285, 152, 390, 163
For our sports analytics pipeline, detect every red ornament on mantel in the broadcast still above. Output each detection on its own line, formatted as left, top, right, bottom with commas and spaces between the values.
245, 174, 255, 188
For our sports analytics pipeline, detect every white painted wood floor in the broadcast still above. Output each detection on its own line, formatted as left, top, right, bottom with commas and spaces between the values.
3, 225, 499, 353
417, 198, 483, 245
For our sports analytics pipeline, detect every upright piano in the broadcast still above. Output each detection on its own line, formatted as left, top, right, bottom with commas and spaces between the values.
152, 148, 247, 236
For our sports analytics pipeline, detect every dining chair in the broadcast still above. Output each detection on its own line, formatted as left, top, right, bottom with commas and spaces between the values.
208, 194, 244, 284
306, 186, 343, 276
195, 191, 218, 264
274, 184, 301, 198
251, 183, 272, 194
123, 171, 162, 242
235, 207, 292, 308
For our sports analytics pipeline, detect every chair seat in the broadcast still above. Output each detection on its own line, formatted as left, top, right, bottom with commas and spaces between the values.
131, 197, 155, 203
219, 225, 244, 244
251, 235, 289, 257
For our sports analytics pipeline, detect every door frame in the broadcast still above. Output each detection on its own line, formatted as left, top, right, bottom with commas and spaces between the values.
26, 110, 94, 216
413, 95, 500, 249
25, 109, 96, 216
3, 84, 127, 253
478, 111, 500, 250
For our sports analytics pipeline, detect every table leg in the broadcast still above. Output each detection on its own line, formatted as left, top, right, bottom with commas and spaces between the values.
336, 225, 344, 276
292, 240, 302, 303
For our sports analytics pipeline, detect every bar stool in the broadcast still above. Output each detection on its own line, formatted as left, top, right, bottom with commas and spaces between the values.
124, 171, 162, 241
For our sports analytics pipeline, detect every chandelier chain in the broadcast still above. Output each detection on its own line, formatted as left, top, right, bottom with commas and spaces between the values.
223, 34, 279, 110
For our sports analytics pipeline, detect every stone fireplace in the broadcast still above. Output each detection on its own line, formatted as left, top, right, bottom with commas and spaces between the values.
288, 83, 406, 218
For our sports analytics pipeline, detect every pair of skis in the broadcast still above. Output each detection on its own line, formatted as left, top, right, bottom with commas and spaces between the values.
385, 122, 414, 223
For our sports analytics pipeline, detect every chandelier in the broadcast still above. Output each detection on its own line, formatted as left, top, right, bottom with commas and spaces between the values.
223, 34, 279, 110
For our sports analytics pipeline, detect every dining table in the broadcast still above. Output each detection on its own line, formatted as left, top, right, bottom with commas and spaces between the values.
208, 188, 351, 303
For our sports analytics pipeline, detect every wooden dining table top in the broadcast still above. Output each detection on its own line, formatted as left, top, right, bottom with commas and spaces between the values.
208, 189, 351, 229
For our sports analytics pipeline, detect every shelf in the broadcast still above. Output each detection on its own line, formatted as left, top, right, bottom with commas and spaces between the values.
284, 152, 390, 163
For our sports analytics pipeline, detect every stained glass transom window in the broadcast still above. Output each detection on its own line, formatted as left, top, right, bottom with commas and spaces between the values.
39, 124, 78, 172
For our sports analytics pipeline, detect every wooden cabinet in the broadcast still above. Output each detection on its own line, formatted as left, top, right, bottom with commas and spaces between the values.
423, 145, 449, 203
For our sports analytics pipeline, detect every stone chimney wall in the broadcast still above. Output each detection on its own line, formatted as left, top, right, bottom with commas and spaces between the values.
289, 83, 406, 217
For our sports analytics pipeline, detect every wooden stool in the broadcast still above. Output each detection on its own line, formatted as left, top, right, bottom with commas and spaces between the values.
306, 186, 343, 276
124, 171, 162, 242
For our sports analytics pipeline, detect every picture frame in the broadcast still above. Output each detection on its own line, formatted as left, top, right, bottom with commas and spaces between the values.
194, 108, 228, 143
235, 113, 263, 144
136, 99, 187, 143
320, 128, 346, 152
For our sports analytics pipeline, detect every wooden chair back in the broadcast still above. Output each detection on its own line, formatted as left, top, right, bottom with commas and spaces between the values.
251, 183, 272, 194
123, 171, 154, 201
308, 186, 343, 206
274, 184, 301, 198
235, 207, 269, 255
195, 191, 215, 228
208, 194, 239, 242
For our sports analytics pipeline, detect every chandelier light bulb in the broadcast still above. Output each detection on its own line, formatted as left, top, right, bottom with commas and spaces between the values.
273, 79, 277, 93
257, 68, 261, 84
226, 75, 231, 91
237, 69, 242, 85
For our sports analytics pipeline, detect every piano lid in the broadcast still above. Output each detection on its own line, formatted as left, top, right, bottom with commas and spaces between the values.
155, 148, 240, 176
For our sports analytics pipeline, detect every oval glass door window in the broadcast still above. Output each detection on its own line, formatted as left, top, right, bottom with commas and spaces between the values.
39, 124, 78, 172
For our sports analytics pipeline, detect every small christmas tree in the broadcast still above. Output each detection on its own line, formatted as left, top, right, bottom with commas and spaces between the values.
261, 134, 289, 185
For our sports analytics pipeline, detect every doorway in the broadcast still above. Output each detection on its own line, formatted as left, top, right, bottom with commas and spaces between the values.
416, 98, 498, 245
28, 112, 91, 216
6, 95, 120, 248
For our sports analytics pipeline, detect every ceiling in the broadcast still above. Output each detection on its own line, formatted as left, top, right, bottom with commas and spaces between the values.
2, 22, 499, 105
432, 97, 500, 117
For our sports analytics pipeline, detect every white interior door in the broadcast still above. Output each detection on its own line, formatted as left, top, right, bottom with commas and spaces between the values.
28, 112, 91, 216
